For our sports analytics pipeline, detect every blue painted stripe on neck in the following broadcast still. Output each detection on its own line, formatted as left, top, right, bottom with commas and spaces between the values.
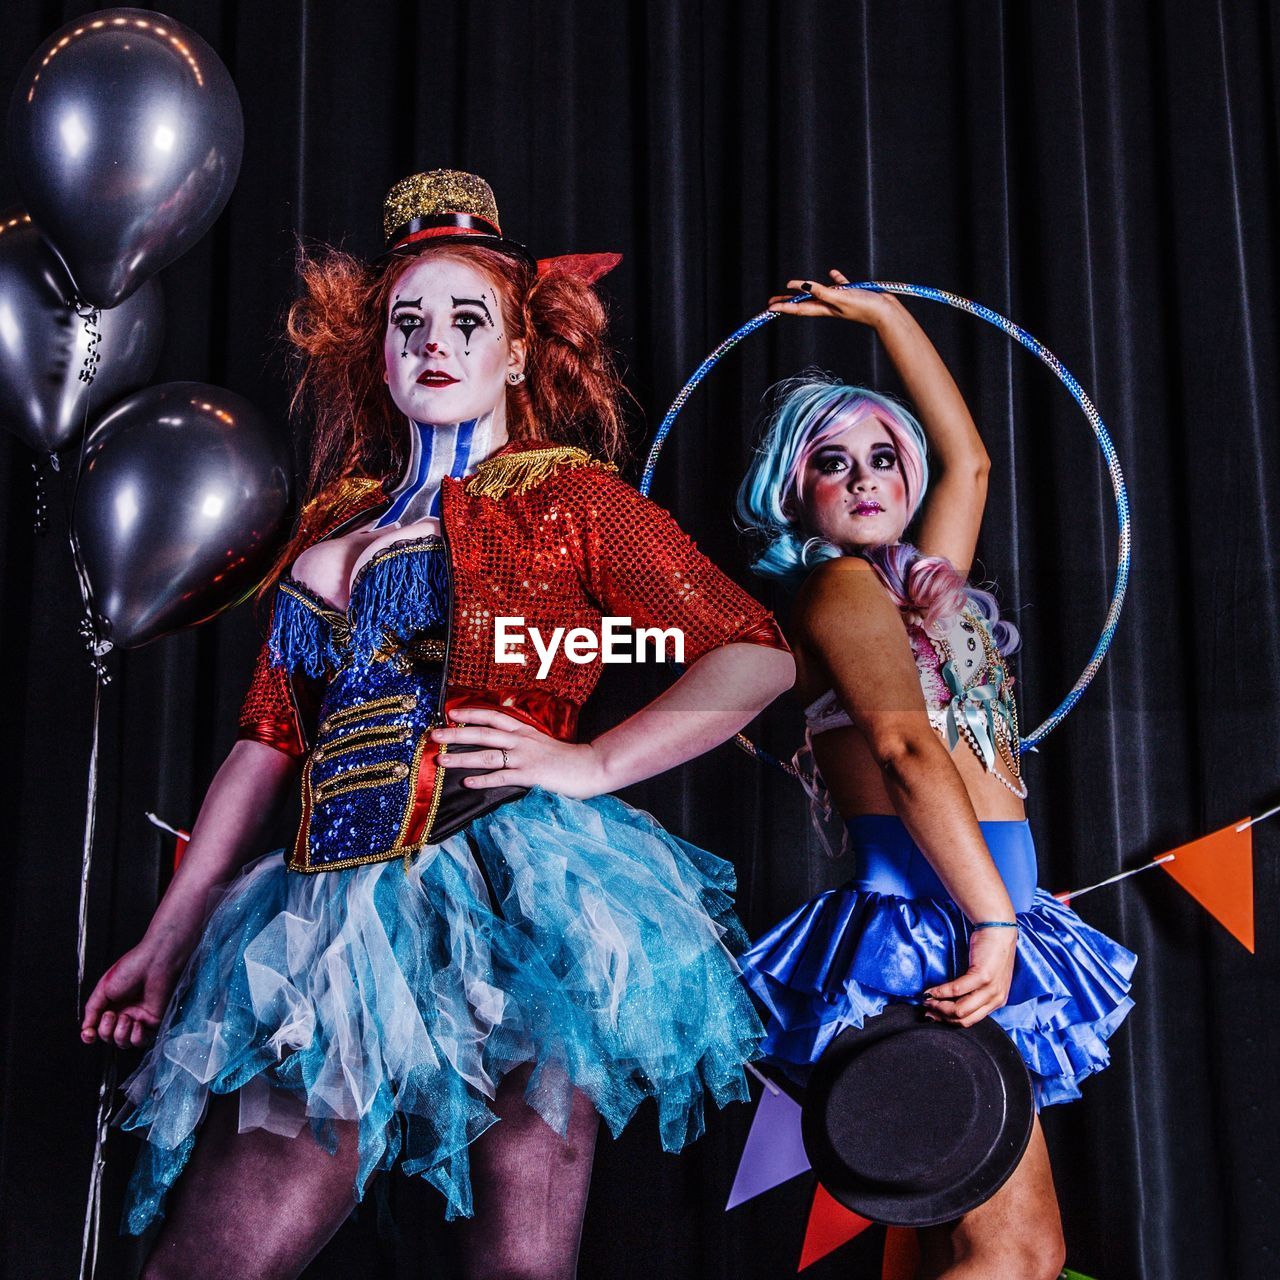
377, 421, 435, 528
451, 419, 477, 477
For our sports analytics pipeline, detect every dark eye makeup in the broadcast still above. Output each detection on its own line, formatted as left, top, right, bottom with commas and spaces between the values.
811, 448, 848, 474
452, 310, 487, 344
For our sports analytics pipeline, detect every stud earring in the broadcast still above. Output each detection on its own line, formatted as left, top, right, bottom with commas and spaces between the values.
508, 371, 526, 385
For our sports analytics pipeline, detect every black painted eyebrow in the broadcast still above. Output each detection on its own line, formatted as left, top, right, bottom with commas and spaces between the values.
452, 295, 494, 324
390, 297, 423, 313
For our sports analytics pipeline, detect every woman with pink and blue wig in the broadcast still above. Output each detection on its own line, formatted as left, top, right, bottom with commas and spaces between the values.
735, 270, 1136, 1279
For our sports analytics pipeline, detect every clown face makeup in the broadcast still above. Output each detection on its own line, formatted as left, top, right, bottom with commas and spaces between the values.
376, 255, 526, 527
382, 255, 525, 428
797, 414, 911, 552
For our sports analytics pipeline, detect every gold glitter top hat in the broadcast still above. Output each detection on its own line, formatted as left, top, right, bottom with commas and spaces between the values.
381, 168, 535, 267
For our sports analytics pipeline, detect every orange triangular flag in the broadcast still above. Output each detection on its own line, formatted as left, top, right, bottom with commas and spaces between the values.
880, 1226, 920, 1279
1160, 819, 1254, 952
798, 1183, 872, 1270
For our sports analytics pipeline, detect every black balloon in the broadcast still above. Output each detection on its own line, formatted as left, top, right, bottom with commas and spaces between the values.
0, 212, 163, 454
74, 383, 293, 648
7, 9, 244, 308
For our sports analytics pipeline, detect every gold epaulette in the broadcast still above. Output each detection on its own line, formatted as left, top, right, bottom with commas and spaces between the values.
301, 475, 386, 539
464, 445, 618, 500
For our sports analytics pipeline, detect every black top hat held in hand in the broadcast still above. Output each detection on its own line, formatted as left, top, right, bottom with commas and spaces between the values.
801, 1004, 1035, 1227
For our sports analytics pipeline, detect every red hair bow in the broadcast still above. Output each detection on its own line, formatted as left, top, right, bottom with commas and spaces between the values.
535, 252, 622, 284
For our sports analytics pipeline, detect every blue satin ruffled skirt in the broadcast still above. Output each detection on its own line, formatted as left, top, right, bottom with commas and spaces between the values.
739, 815, 1136, 1110
118, 787, 763, 1234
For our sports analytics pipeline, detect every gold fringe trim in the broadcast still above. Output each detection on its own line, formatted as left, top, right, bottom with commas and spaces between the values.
464, 446, 617, 501
300, 476, 385, 539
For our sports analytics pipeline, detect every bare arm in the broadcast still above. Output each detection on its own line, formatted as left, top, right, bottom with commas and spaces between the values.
769, 271, 991, 575
81, 739, 300, 1047
797, 559, 1017, 1025
434, 641, 795, 796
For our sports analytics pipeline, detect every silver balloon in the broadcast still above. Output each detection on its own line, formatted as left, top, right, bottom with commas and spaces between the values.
7, 9, 244, 308
74, 382, 293, 647
0, 211, 163, 454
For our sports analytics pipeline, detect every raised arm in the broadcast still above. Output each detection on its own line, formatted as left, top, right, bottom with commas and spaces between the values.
769, 270, 990, 576
795, 558, 1016, 1025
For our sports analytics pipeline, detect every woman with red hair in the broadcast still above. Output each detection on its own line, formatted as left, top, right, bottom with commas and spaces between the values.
81, 170, 794, 1279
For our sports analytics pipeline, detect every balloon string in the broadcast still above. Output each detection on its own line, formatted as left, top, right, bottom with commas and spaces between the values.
78, 1050, 117, 1280
77, 667, 104, 1012
69, 302, 112, 1013
32, 459, 49, 534
67, 300, 106, 648
68, 303, 118, 1280
63, 302, 112, 673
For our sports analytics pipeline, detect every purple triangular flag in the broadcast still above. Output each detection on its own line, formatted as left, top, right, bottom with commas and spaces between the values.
726, 1082, 811, 1209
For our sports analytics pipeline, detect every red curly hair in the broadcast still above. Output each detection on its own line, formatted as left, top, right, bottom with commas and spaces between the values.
284, 242, 631, 504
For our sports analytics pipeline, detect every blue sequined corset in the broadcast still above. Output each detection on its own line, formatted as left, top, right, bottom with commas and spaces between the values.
268, 536, 450, 871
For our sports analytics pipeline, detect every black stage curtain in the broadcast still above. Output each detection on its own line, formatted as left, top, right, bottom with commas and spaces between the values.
2, 3, 1277, 1277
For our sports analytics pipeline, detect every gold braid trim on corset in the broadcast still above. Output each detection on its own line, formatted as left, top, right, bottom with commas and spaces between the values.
463, 446, 618, 500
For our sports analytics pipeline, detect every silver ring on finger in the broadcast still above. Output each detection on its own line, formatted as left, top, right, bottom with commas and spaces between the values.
500, 747, 510, 770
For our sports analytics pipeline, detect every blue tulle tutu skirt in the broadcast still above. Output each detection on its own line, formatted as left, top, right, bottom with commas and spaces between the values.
119, 787, 763, 1233
739, 816, 1136, 1110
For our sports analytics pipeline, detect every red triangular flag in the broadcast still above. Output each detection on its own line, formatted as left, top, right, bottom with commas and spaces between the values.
798, 1183, 872, 1271
1160, 819, 1254, 952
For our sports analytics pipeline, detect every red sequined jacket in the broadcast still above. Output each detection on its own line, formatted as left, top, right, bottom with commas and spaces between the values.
238, 440, 789, 757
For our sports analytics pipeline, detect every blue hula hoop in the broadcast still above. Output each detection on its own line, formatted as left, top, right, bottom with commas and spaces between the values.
639, 281, 1130, 772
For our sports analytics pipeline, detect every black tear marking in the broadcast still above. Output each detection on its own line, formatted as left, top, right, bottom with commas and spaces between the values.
391, 297, 423, 354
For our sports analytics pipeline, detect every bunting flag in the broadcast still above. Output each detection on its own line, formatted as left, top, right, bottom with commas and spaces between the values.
798, 1183, 872, 1270
879, 1226, 919, 1279
1054, 806, 1268, 954
1159, 818, 1255, 952
726, 1080, 811, 1209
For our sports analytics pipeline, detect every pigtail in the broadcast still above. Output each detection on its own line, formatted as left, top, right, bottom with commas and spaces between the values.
285, 244, 404, 500
521, 270, 630, 464
864, 544, 1020, 657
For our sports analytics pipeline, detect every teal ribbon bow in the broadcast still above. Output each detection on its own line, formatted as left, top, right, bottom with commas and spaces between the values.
940, 660, 1007, 770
